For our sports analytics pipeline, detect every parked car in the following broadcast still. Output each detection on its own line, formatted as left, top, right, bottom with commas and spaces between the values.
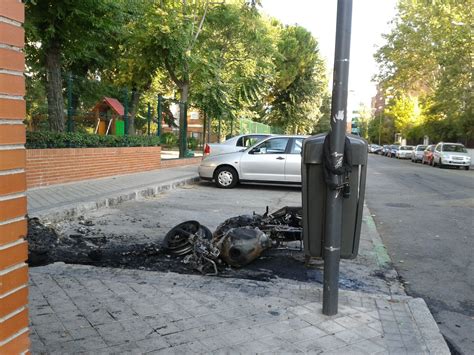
369, 144, 383, 154
388, 144, 400, 158
199, 135, 306, 188
432, 142, 471, 170
382, 145, 391, 156
422, 145, 435, 165
396, 145, 414, 159
411, 145, 427, 163
203, 134, 272, 157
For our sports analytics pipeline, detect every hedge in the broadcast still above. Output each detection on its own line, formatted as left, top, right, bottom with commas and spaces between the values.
26, 131, 161, 149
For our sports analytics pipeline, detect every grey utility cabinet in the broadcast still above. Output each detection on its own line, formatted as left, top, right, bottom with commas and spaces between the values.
302, 133, 368, 259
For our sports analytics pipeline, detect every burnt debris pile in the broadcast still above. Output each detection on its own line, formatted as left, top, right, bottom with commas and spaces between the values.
27, 207, 303, 276
162, 207, 303, 275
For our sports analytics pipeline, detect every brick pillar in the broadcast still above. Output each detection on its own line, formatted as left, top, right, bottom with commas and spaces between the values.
0, 1, 30, 353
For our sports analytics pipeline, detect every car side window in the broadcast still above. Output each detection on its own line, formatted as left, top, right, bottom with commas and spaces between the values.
290, 138, 303, 154
236, 137, 244, 147
253, 138, 289, 154
244, 136, 265, 147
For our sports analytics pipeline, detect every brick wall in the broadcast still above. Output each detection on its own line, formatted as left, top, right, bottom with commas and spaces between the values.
160, 157, 202, 169
0, 1, 30, 353
26, 147, 162, 188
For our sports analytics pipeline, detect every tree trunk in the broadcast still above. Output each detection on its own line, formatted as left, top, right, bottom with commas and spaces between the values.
129, 90, 141, 135
45, 41, 65, 132
179, 82, 190, 157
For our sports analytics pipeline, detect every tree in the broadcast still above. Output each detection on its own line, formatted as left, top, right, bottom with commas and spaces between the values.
374, 0, 473, 144
267, 25, 328, 134
25, 0, 124, 132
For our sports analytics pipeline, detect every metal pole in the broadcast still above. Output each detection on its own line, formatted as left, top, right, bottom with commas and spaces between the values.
323, 0, 353, 316
67, 73, 73, 133
123, 88, 129, 136
157, 95, 163, 137
147, 102, 151, 136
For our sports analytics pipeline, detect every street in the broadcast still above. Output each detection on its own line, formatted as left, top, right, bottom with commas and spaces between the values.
365, 154, 474, 354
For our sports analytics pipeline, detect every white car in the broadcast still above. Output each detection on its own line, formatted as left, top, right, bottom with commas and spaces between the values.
395, 145, 414, 159
199, 135, 306, 188
432, 142, 471, 170
203, 134, 272, 157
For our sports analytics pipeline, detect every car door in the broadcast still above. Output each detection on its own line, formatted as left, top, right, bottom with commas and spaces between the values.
239, 137, 290, 181
433, 144, 441, 163
285, 138, 303, 182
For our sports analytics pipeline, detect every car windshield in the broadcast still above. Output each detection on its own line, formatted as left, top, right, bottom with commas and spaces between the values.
417, 146, 427, 151
400, 146, 413, 150
442, 144, 467, 153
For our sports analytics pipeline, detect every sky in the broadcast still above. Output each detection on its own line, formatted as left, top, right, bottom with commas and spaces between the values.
260, 0, 398, 115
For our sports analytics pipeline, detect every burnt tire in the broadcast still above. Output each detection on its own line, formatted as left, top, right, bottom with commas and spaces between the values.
214, 166, 238, 189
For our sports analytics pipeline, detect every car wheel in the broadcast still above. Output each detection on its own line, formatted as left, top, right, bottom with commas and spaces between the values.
438, 158, 443, 168
214, 166, 238, 189
465, 166, 470, 171
431, 159, 435, 167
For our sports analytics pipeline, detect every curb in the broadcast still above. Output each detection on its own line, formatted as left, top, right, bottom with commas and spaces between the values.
30, 175, 200, 223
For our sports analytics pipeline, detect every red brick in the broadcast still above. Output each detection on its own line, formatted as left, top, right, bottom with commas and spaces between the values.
0, 265, 28, 294
0, 73, 25, 96
0, 286, 28, 318
0, 308, 28, 342
0, 219, 27, 246
0, 22, 24, 48
0, 48, 24, 72
0, 196, 27, 222
0, 0, 24, 23
0, 240, 27, 269
0, 149, 25, 170
0, 98, 25, 119
0, 330, 29, 354
0, 123, 25, 144
0, 172, 25, 195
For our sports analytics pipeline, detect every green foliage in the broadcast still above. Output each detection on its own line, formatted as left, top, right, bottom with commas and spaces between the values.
26, 131, 160, 149
160, 132, 179, 147
375, 0, 473, 144
267, 25, 329, 134
187, 137, 199, 150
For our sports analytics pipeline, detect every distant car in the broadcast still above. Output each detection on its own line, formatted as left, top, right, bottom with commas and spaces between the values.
369, 144, 383, 154
388, 144, 400, 158
432, 142, 471, 170
203, 134, 272, 157
411, 145, 427, 163
199, 135, 306, 188
422, 145, 435, 165
396, 145, 414, 159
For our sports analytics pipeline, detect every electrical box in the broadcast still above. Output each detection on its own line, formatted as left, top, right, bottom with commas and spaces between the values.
302, 133, 368, 259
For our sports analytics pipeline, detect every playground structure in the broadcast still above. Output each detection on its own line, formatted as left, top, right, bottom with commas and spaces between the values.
93, 97, 125, 136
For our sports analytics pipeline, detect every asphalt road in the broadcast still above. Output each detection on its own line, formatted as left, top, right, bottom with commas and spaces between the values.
365, 154, 474, 354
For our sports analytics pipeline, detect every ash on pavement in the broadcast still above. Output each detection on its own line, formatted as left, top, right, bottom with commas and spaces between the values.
27, 183, 403, 295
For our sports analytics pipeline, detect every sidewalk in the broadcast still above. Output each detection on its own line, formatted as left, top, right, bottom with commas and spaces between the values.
26, 167, 450, 354
30, 264, 449, 354
27, 165, 200, 221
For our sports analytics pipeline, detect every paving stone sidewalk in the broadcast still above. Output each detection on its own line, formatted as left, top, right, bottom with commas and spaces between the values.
27, 165, 199, 221
29, 264, 450, 354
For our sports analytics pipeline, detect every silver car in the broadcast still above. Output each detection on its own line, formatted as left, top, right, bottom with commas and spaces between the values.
203, 134, 272, 157
199, 135, 306, 188
411, 145, 427, 163
432, 142, 471, 170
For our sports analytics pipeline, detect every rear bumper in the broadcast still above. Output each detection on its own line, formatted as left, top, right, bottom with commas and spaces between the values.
198, 165, 215, 179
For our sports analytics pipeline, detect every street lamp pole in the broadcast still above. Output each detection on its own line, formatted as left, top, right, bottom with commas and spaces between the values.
323, 0, 353, 316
